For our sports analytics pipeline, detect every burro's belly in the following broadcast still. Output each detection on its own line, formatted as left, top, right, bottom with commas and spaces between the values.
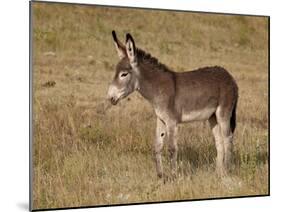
181, 107, 216, 122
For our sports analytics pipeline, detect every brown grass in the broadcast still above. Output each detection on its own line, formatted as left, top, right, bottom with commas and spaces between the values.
32, 2, 269, 210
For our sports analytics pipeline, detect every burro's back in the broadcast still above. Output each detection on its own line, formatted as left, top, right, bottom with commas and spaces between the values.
108, 30, 239, 179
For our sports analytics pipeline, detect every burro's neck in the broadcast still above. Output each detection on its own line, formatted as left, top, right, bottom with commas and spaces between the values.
136, 64, 176, 106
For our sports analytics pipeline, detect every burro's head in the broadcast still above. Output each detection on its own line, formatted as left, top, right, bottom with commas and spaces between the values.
107, 31, 139, 105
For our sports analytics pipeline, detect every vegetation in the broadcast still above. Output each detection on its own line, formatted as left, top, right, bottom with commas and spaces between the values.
32, 2, 268, 210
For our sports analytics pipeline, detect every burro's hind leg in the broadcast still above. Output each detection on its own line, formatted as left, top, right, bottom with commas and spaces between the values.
154, 118, 166, 178
208, 114, 226, 176
219, 119, 233, 172
216, 107, 234, 174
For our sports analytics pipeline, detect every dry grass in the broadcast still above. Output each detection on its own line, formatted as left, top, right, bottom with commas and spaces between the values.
32, 2, 269, 210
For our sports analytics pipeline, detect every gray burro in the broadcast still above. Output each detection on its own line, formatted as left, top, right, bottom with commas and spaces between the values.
107, 30, 239, 180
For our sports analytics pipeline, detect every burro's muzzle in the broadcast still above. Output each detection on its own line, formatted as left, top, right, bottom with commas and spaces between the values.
107, 83, 124, 105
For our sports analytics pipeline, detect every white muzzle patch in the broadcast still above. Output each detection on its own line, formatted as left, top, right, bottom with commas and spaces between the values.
107, 84, 123, 105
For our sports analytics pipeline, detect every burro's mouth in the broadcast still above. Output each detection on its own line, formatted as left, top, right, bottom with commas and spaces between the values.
109, 92, 128, 105
110, 97, 119, 105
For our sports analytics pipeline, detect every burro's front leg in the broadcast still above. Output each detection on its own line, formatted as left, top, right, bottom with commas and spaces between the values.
154, 118, 166, 178
167, 122, 178, 176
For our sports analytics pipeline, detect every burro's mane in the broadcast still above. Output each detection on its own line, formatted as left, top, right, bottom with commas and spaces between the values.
136, 48, 172, 72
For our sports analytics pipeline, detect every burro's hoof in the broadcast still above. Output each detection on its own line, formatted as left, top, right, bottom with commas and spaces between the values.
157, 172, 163, 178
158, 173, 177, 184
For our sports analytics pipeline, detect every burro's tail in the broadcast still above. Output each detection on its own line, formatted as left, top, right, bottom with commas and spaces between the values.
230, 100, 237, 133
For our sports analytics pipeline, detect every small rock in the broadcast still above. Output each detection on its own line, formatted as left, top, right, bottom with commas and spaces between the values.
43, 51, 56, 57
87, 55, 93, 60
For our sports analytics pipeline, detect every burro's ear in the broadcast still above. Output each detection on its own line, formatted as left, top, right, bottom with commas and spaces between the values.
125, 33, 137, 65
112, 30, 126, 59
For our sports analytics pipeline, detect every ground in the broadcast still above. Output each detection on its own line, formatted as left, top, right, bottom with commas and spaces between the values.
32, 2, 269, 210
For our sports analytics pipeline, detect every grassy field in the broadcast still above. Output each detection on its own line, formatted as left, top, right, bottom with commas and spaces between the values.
32, 2, 269, 210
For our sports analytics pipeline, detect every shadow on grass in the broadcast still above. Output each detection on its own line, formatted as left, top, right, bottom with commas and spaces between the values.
177, 143, 216, 175
176, 142, 268, 176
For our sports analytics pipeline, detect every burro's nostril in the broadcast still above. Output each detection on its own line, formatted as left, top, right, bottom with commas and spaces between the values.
109, 96, 118, 105
107, 84, 119, 105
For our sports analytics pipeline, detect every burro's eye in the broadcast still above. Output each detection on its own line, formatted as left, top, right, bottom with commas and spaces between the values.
120, 72, 129, 78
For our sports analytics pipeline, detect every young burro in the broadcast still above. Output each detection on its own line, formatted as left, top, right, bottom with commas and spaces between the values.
107, 31, 238, 179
